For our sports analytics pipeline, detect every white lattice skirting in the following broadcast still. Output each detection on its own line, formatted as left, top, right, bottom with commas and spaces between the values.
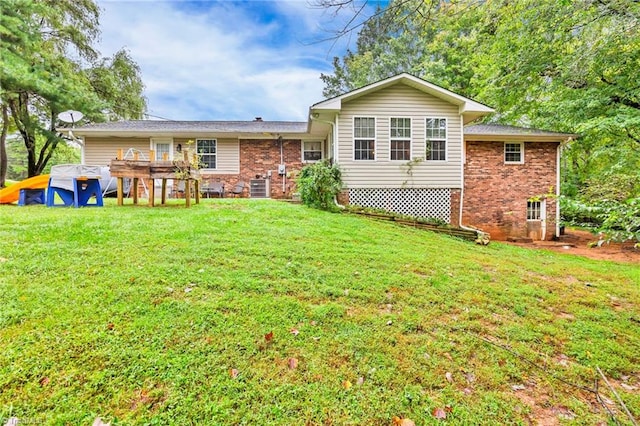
349, 188, 451, 222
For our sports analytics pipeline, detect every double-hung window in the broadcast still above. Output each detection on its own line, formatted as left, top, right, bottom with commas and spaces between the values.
354, 117, 375, 160
197, 139, 217, 169
155, 143, 171, 161
390, 118, 411, 161
425, 118, 447, 161
303, 141, 322, 162
505, 142, 524, 164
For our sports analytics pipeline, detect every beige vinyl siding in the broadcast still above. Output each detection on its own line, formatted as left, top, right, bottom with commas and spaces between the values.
175, 138, 239, 174
83, 137, 150, 166
337, 84, 463, 188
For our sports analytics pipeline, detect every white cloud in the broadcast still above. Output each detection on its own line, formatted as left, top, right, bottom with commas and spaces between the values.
95, 0, 374, 121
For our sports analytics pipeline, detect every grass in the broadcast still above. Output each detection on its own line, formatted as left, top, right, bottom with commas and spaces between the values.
0, 199, 638, 425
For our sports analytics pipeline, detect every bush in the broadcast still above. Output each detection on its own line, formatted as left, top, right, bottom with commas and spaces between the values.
596, 198, 640, 243
297, 160, 342, 211
560, 197, 603, 228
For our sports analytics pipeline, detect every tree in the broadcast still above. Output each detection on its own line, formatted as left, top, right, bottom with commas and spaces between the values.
321, 1, 639, 177
0, 0, 146, 178
86, 49, 147, 121
320, 0, 640, 241
0, 105, 8, 187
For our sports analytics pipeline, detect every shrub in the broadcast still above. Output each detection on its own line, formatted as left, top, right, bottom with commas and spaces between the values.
297, 160, 342, 211
596, 198, 640, 244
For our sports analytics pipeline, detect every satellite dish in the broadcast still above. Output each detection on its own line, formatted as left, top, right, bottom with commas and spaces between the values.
57, 110, 84, 125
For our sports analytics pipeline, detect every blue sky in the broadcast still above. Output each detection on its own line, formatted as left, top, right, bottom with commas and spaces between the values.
97, 0, 385, 121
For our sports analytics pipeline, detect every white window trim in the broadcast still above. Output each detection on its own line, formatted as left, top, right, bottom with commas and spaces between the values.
527, 199, 542, 221
389, 117, 412, 162
301, 140, 324, 163
151, 138, 174, 161
353, 116, 376, 161
425, 117, 448, 162
196, 138, 218, 170
505, 142, 525, 164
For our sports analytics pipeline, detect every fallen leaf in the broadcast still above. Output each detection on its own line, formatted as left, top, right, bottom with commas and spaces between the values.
386, 320, 393, 326
0, 257, 7, 262
392, 417, 415, 426
230, 368, 239, 379
290, 328, 299, 336
463, 387, 473, 395
106, 323, 114, 330
620, 382, 638, 391
356, 376, 365, 386
443, 352, 453, 361
92, 418, 111, 426
39, 376, 50, 387
310, 321, 317, 326
464, 372, 476, 383
445, 372, 453, 383
288, 357, 298, 370
4, 418, 19, 426
511, 384, 526, 391
342, 380, 352, 390
432, 407, 447, 419
264, 331, 274, 342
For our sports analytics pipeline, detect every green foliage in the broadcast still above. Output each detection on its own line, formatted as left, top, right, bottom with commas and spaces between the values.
559, 197, 602, 228
0, 200, 638, 424
321, 0, 640, 202
0, 0, 146, 178
297, 160, 342, 211
86, 49, 147, 121
596, 198, 640, 243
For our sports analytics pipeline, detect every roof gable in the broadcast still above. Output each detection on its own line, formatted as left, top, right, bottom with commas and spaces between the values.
311, 73, 494, 124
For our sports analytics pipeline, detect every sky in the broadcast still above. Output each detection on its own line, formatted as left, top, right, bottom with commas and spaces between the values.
97, 0, 384, 121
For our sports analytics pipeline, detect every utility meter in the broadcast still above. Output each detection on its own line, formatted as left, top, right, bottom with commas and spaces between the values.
278, 164, 286, 175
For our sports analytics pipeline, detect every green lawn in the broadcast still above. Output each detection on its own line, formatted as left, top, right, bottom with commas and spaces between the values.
1, 200, 638, 425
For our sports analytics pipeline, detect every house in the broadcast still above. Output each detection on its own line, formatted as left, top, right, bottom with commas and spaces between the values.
73, 73, 576, 241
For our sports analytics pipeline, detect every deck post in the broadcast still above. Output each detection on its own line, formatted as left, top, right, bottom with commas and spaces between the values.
161, 179, 167, 205
132, 177, 139, 205
117, 177, 124, 206
148, 178, 155, 207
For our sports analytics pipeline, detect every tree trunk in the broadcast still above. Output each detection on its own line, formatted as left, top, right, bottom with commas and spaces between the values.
0, 104, 8, 187
9, 94, 41, 177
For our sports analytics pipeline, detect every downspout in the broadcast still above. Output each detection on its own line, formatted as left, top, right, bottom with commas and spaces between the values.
556, 141, 563, 239
309, 113, 344, 209
278, 135, 285, 194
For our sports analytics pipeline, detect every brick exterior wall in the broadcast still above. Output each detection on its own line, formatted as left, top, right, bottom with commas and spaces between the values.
200, 139, 304, 199
463, 141, 559, 241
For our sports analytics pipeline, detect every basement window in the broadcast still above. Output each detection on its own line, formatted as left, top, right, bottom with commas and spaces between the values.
505, 142, 524, 164
527, 200, 541, 220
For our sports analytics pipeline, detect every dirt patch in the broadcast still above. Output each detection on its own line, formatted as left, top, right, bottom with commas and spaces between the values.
505, 229, 639, 263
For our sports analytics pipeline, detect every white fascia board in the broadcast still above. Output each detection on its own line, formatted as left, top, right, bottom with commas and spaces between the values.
311, 73, 495, 117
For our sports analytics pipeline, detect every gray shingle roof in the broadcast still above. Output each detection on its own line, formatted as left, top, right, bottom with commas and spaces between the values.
464, 123, 576, 137
74, 120, 308, 133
